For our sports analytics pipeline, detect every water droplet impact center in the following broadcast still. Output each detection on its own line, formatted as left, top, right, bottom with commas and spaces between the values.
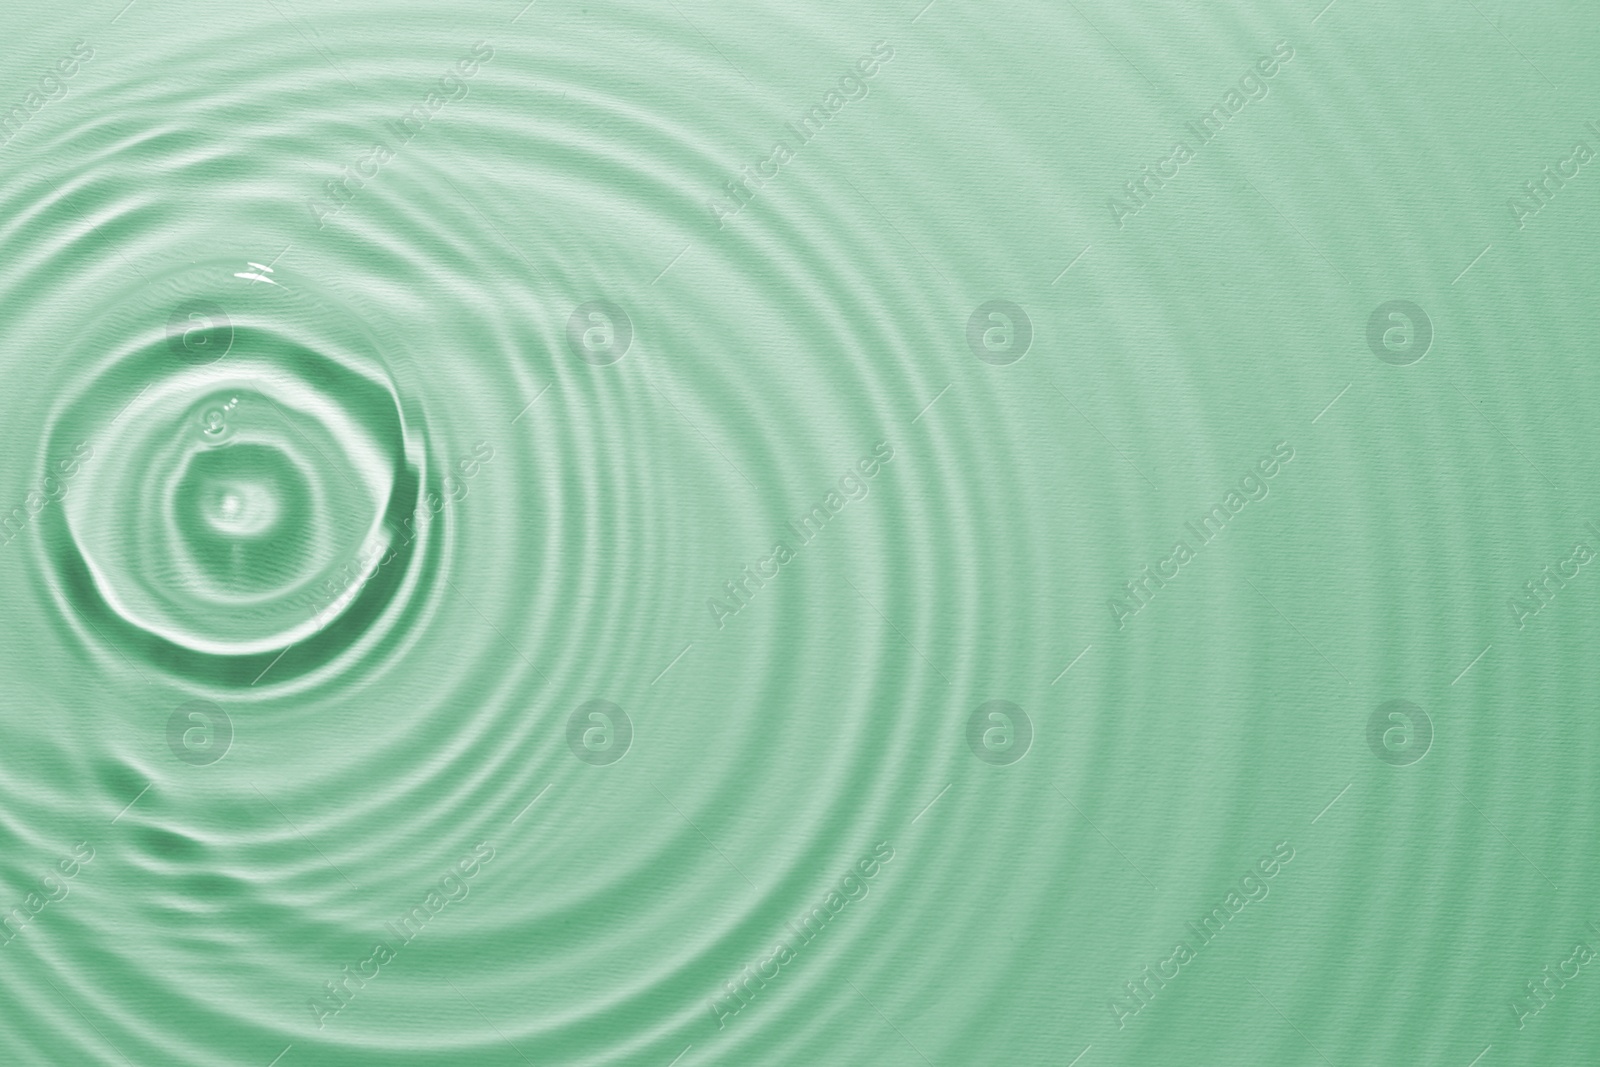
40, 261, 432, 684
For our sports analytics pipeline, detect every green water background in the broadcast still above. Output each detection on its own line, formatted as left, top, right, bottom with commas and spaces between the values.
0, 0, 1597, 1063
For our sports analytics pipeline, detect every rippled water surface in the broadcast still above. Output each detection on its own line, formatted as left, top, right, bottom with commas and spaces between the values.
3, 1, 1600, 1064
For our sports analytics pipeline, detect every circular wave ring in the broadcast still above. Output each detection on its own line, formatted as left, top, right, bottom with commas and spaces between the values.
38, 260, 434, 686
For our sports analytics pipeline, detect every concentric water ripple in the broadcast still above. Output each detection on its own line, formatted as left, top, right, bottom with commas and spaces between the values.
38, 260, 433, 685
0, 1, 1597, 1065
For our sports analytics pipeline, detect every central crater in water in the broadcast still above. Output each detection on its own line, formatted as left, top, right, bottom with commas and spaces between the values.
41, 261, 433, 685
